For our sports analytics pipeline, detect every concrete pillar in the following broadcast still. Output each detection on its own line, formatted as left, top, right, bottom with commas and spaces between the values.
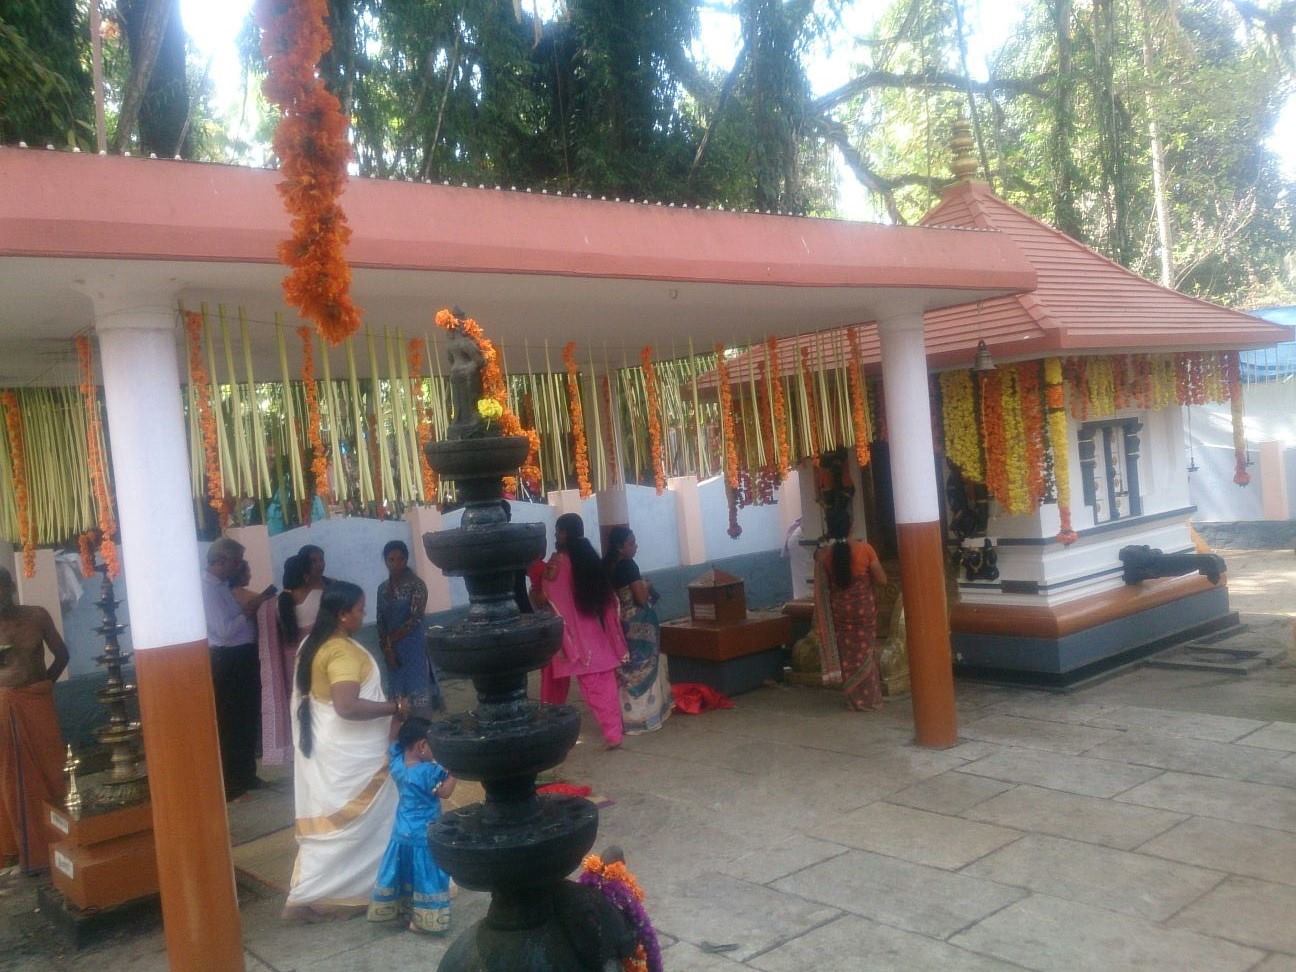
667, 475, 706, 566
878, 313, 957, 749
15, 548, 64, 636
91, 286, 243, 970
1259, 441, 1287, 521
777, 469, 802, 537
547, 488, 584, 518
405, 505, 452, 613
227, 524, 272, 593
595, 486, 629, 553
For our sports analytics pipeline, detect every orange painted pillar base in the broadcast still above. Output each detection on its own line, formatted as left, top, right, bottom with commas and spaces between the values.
135, 641, 243, 969
896, 521, 958, 748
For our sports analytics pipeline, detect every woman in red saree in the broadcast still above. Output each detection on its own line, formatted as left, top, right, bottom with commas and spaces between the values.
813, 506, 887, 711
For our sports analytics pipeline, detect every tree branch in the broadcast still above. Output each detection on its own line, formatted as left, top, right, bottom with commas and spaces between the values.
813, 69, 1050, 114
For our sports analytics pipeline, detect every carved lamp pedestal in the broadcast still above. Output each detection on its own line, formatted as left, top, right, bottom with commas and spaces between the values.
421, 329, 633, 970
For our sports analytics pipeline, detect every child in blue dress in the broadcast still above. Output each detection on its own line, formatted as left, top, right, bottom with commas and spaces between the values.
368, 717, 457, 933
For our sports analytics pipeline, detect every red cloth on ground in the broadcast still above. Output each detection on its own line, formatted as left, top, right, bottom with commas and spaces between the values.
537, 782, 593, 798
670, 683, 734, 715
0, 680, 64, 873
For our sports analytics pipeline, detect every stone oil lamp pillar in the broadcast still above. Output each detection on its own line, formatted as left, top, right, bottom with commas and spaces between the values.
422, 321, 632, 970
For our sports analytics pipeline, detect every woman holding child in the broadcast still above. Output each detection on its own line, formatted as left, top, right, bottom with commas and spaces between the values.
284, 581, 409, 922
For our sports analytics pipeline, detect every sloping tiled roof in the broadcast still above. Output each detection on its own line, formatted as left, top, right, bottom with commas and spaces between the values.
719, 180, 1291, 383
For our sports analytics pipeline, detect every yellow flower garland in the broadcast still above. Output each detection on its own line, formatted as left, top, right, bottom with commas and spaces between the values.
939, 370, 983, 483
999, 366, 1030, 515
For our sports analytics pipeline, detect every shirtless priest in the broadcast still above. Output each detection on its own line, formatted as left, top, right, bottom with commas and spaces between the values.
0, 567, 68, 874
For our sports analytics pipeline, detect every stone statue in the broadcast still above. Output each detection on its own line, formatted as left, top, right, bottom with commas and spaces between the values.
446, 321, 486, 440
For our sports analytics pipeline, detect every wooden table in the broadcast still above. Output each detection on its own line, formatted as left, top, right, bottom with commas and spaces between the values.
660, 611, 792, 695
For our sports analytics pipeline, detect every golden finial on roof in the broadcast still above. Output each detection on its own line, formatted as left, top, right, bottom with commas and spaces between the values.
949, 116, 979, 181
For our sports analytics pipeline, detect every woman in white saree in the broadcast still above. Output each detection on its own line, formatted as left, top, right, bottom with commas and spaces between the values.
283, 581, 408, 921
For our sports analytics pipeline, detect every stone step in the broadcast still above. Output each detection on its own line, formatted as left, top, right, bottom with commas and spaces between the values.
1145, 624, 1289, 674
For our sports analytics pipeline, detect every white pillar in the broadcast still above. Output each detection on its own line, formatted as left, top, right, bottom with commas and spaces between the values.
405, 505, 452, 613
667, 475, 706, 566
877, 313, 957, 748
91, 286, 243, 969
1259, 440, 1287, 521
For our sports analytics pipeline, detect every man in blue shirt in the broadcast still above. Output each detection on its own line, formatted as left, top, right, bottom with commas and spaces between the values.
203, 537, 275, 800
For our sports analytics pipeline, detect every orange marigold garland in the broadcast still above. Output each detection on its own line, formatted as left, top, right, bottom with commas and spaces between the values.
1224, 351, 1250, 486
845, 328, 873, 468
562, 342, 593, 498
1018, 361, 1047, 508
255, 0, 362, 344
75, 336, 120, 577
1044, 358, 1078, 544
766, 338, 791, 479
407, 338, 438, 499
1, 391, 34, 578
184, 311, 229, 528
715, 344, 742, 538
640, 347, 666, 494
298, 327, 329, 499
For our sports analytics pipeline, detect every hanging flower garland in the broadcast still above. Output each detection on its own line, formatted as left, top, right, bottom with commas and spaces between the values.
255, 0, 362, 344
640, 347, 666, 495
184, 311, 228, 528
799, 347, 821, 465
407, 338, 438, 500
600, 374, 618, 486
1224, 351, 1250, 486
714, 344, 742, 538
845, 328, 873, 468
1150, 354, 1177, 409
999, 366, 1031, 514
978, 370, 1009, 510
939, 370, 983, 482
577, 854, 662, 972
1017, 361, 1047, 508
75, 337, 119, 578
1133, 354, 1153, 409
1044, 358, 1077, 544
297, 327, 329, 499
1, 391, 34, 578
765, 337, 791, 479
562, 342, 593, 498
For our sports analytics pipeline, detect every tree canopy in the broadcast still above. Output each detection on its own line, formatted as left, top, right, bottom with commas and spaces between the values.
2, 0, 1292, 306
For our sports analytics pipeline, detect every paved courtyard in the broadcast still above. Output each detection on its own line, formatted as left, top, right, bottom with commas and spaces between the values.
2, 551, 1293, 971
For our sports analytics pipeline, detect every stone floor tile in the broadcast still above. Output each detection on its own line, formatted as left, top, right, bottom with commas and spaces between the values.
1249, 753, 1296, 788
1170, 876, 1296, 953
888, 773, 1016, 815
1084, 729, 1289, 781
771, 848, 1025, 939
983, 698, 1117, 726
965, 784, 1186, 850
648, 872, 840, 962
944, 741, 1003, 762
949, 893, 1263, 972
1087, 705, 1267, 743
660, 941, 750, 970
1237, 721, 1296, 752
1138, 815, 1296, 886
962, 833, 1224, 922
956, 748, 1162, 798
719, 834, 849, 885
808, 801, 1021, 870
1254, 954, 1296, 972
301, 929, 456, 971
747, 913, 1023, 971
1115, 771, 1296, 832
959, 715, 1124, 755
